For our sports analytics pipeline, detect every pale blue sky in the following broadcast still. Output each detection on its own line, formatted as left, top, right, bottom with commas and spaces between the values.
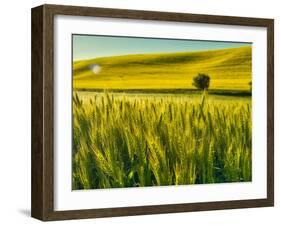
73, 34, 251, 61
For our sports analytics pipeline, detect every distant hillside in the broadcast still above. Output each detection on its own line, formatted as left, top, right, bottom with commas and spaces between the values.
73, 46, 252, 91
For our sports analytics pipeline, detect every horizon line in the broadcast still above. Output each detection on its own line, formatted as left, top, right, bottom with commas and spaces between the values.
73, 45, 251, 63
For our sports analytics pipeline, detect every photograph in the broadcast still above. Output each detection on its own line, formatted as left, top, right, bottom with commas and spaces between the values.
72, 35, 252, 190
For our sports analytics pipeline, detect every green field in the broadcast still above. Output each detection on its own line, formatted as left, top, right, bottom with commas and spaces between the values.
73, 46, 251, 90
72, 45, 252, 189
72, 92, 252, 189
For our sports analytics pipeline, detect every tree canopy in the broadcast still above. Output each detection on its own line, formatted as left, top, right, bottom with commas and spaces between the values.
192, 73, 210, 90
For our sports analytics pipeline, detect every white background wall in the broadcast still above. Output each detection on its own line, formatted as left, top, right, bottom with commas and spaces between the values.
0, 0, 279, 225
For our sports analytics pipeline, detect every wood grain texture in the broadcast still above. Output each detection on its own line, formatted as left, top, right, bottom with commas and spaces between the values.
31, 4, 274, 221
267, 19, 274, 206
45, 4, 272, 26
31, 5, 55, 220
31, 5, 44, 220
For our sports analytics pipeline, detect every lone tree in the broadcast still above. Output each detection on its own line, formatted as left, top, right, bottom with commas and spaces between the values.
192, 73, 210, 90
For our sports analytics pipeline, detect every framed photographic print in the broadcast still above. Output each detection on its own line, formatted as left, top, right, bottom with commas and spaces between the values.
31, 4, 274, 221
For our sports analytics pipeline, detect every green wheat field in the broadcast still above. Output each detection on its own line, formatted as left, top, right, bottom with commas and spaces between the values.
72, 45, 252, 190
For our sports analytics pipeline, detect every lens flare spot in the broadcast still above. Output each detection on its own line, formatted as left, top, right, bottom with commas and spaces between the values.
90, 64, 101, 74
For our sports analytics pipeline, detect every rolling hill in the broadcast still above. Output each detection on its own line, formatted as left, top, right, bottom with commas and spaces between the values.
73, 46, 252, 91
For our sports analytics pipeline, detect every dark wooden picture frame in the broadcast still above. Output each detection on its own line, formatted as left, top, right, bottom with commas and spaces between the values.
31, 4, 274, 221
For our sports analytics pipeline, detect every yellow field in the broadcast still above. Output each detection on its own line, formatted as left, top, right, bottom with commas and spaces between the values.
73, 46, 251, 90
